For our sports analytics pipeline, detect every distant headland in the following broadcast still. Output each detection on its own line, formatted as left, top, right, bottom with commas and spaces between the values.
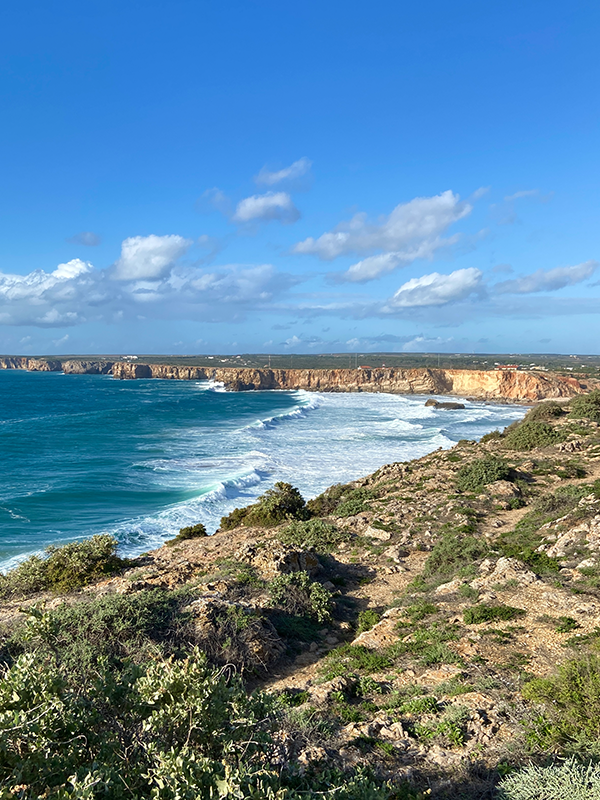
0, 355, 591, 403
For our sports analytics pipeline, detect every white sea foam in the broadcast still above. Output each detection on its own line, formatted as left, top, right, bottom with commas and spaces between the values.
111, 391, 527, 558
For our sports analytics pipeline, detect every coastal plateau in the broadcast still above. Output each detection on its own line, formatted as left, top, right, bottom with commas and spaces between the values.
0, 355, 589, 402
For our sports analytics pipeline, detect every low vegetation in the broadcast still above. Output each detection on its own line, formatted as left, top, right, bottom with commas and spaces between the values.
456, 455, 512, 492
4, 389, 600, 797
0, 534, 128, 599
166, 522, 207, 545
278, 518, 350, 552
503, 420, 563, 450
220, 481, 309, 529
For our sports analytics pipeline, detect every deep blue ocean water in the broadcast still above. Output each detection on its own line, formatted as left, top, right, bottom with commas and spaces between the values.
0, 371, 527, 568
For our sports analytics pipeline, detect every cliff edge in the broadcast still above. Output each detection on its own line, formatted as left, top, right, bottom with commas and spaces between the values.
0, 356, 587, 402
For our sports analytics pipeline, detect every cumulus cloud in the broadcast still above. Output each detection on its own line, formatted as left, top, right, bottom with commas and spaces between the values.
255, 157, 312, 186
112, 235, 193, 281
494, 261, 598, 294
67, 231, 101, 246
232, 192, 300, 224
0, 259, 94, 326
385, 268, 483, 308
293, 190, 471, 281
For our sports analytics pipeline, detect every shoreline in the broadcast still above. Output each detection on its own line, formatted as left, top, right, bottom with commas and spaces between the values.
0, 355, 589, 403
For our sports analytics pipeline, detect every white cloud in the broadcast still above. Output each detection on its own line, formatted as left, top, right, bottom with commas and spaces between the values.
255, 157, 312, 186
504, 189, 539, 202
402, 335, 453, 352
385, 268, 483, 308
293, 190, 471, 281
494, 261, 598, 294
342, 236, 460, 282
112, 235, 193, 281
198, 187, 232, 216
53, 259, 93, 280
67, 231, 101, 246
232, 192, 300, 224
184, 264, 294, 304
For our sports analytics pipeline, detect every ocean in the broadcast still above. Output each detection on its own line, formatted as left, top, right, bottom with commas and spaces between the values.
0, 370, 527, 568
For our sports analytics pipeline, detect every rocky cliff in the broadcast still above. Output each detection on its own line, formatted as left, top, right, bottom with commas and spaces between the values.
111, 362, 586, 402
0, 356, 588, 402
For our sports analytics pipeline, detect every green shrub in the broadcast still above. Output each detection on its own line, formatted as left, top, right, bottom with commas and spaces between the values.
503, 420, 563, 451
499, 758, 600, 800
480, 430, 502, 443
463, 604, 526, 624
526, 401, 567, 421
389, 621, 461, 667
334, 487, 378, 517
6, 588, 194, 677
269, 571, 333, 622
0, 642, 390, 799
456, 455, 512, 492
357, 608, 381, 633
278, 518, 350, 552
166, 522, 207, 546
569, 390, 600, 422
423, 532, 489, 579
306, 483, 349, 516
320, 644, 393, 679
220, 482, 309, 530
523, 654, 600, 745
0, 535, 128, 599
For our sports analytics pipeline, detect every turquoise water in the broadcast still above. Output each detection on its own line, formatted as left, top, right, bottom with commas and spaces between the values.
0, 371, 527, 567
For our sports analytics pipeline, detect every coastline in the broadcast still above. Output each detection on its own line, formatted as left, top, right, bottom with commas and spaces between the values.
0, 355, 589, 403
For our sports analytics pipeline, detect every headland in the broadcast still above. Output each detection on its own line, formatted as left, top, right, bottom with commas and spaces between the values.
0, 355, 590, 403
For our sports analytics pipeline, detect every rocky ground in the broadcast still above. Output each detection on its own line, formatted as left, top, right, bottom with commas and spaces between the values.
4, 400, 600, 796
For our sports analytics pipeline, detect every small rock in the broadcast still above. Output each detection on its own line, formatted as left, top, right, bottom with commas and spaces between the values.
364, 525, 392, 541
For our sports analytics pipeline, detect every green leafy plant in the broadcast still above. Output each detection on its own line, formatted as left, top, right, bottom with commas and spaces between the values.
357, 608, 381, 633
523, 654, 600, 745
456, 455, 512, 492
166, 522, 207, 546
320, 644, 393, 680
278, 518, 350, 552
463, 604, 526, 624
569, 390, 600, 422
423, 532, 489, 580
220, 482, 309, 530
503, 420, 563, 451
0, 535, 128, 599
269, 571, 333, 622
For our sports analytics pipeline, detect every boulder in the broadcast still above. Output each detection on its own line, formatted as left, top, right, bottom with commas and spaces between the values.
234, 542, 321, 579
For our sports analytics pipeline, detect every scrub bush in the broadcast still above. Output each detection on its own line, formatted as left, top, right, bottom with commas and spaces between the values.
269, 571, 333, 622
167, 522, 207, 545
220, 482, 309, 530
523, 654, 600, 745
423, 532, 489, 580
456, 455, 512, 492
278, 518, 350, 552
526, 401, 567, 421
463, 604, 526, 624
569, 390, 600, 422
0, 534, 128, 599
503, 420, 562, 451
499, 758, 600, 800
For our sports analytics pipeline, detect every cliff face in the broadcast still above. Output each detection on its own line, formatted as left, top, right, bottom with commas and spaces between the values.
111, 362, 585, 402
0, 357, 587, 402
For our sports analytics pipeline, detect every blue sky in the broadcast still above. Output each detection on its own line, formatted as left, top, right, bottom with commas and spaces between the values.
0, 0, 599, 355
